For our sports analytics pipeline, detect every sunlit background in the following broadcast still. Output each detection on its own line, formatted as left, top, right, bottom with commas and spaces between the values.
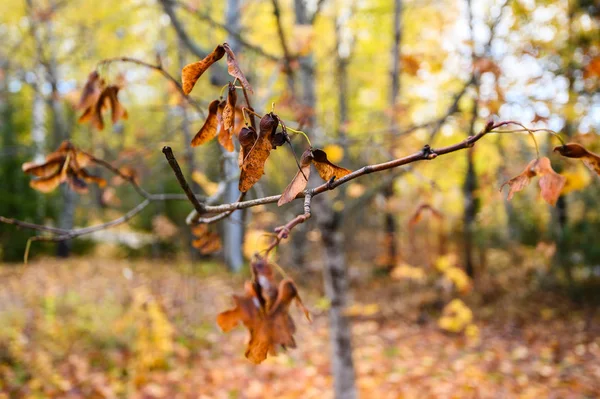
1, 0, 599, 397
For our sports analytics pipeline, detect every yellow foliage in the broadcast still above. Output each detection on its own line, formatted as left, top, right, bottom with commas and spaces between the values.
243, 229, 273, 259
322, 144, 344, 164
443, 267, 472, 294
435, 253, 458, 273
561, 164, 591, 194
114, 286, 174, 371
391, 263, 426, 281
438, 299, 473, 333
192, 171, 220, 196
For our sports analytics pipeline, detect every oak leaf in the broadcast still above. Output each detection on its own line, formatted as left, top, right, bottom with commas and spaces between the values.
278, 149, 312, 206
311, 148, 351, 181
181, 45, 225, 95
238, 113, 278, 192
554, 143, 600, 178
223, 43, 253, 93
191, 100, 220, 147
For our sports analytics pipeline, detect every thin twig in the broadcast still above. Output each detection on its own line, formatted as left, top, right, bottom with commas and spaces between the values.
97, 57, 204, 117
162, 146, 206, 214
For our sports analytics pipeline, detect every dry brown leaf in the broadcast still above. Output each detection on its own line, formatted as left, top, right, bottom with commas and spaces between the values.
311, 148, 351, 181
22, 159, 62, 177
76, 71, 103, 111
218, 85, 237, 152
501, 159, 538, 201
217, 266, 310, 364
181, 45, 225, 95
223, 43, 253, 93
278, 149, 312, 206
30, 168, 66, 193
191, 100, 220, 147
238, 113, 278, 192
23, 141, 104, 194
501, 157, 566, 206
554, 143, 600, 178
535, 157, 566, 206
238, 126, 258, 169
222, 83, 237, 132
84, 85, 127, 130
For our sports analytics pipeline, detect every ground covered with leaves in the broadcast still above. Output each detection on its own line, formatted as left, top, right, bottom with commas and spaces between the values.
0, 258, 598, 398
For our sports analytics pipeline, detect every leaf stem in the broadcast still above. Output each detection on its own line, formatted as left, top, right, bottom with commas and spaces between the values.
284, 125, 312, 147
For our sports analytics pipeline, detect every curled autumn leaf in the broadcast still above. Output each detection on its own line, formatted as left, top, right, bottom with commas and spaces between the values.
223, 43, 253, 93
238, 126, 258, 169
311, 148, 351, 181
181, 44, 225, 95
79, 85, 127, 130
191, 224, 222, 255
238, 113, 278, 192
278, 149, 312, 206
217, 259, 310, 364
218, 84, 237, 152
76, 71, 104, 111
554, 143, 600, 178
22, 141, 106, 193
501, 157, 566, 206
191, 100, 220, 147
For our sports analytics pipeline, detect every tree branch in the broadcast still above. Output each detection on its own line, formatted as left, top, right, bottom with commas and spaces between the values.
97, 57, 205, 116
162, 146, 206, 214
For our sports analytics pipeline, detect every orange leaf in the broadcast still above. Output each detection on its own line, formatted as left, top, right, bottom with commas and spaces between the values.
554, 143, 600, 178
311, 148, 351, 181
223, 43, 253, 93
501, 157, 566, 206
278, 149, 312, 206
218, 85, 237, 152
30, 168, 66, 193
181, 45, 225, 95
191, 100, 220, 147
500, 159, 537, 201
238, 113, 278, 192
76, 71, 104, 111
535, 157, 566, 206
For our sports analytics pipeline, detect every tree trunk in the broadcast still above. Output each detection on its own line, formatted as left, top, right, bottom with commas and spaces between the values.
314, 195, 357, 399
223, 0, 245, 272
381, 0, 402, 271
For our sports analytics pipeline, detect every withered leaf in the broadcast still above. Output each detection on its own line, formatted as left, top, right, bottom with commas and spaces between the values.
278, 149, 312, 206
311, 148, 351, 181
86, 85, 127, 130
535, 157, 566, 206
223, 84, 237, 130
191, 224, 222, 254
191, 100, 220, 147
501, 157, 566, 206
500, 159, 537, 201
23, 141, 105, 194
238, 113, 278, 192
218, 85, 237, 152
22, 159, 62, 177
181, 45, 226, 95
223, 43, 253, 93
30, 168, 66, 193
77, 71, 103, 111
217, 276, 310, 364
238, 126, 258, 169
554, 143, 600, 178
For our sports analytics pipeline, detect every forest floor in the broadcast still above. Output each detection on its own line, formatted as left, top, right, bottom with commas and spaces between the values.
0, 257, 598, 398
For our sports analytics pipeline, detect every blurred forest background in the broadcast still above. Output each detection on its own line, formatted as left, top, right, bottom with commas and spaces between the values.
1, 0, 600, 397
